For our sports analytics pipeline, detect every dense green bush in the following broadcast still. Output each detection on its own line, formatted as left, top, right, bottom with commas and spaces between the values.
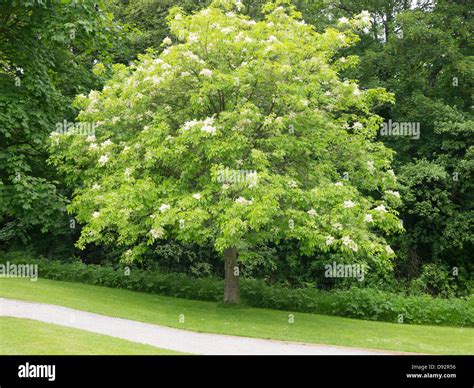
2, 255, 472, 327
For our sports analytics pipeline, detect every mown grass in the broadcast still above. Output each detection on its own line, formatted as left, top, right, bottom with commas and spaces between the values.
0, 317, 183, 355
1, 278, 472, 354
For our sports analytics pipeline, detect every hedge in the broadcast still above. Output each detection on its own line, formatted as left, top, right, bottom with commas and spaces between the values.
1, 257, 472, 327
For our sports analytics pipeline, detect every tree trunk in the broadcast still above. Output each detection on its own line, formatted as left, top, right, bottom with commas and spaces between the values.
224, 247, 240, 304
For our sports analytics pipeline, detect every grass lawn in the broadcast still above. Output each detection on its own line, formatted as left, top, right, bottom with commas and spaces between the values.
0, 317, 182, 355
0, 278, 472, 354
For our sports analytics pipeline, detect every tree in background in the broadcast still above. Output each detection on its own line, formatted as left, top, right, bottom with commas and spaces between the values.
0, 0, 124, 253
336, 0, 472, 294
51, 0, 402, 302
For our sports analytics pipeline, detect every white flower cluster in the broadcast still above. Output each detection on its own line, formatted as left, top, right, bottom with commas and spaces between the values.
101, 139, 113, 147
338, 17, 349, 25
235, 197, 253, 205
159, 203, 171, 213
201, 117, 217, 134
343, 200, 356, 208
235, 0, 244, 11
188, 34, 199, 43
98, 154, 109, 166
182, 51, 205, 64
287, 180, 298, 189
367, 160, 375, 173
199, 68, 213, 77
341, 236, 358, 252
182, 117, 217, 135
150, 227, 164, 239
326, 236, 335, 246
385, 190, 400, 198
359, 10, 371, 25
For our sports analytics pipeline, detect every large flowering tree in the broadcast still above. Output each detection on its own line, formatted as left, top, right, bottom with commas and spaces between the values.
51, 0, 403, 303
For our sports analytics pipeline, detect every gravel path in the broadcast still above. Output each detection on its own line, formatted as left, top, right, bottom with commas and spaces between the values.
1, 298, 401, 355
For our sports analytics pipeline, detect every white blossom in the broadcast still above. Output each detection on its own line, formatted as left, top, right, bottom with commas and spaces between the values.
200, 68, 213, 77
385, 190, 400, 198
192, 193, 202, 200
343, 200, 356, 208
235, 197, 253, 205
163, 36, 172, 45
268, 35, 278, 42
152, 76, 163, 84
183, 119, 199, 131
98, 154, 109, 166
341, 236, 358, 252
359, 10, 371, 25
150, 227, 164, 239
86, 135, 96, 143
201, 124, 217, 134
101, 139, 112, 147
200, 117, 216, 134
307, 208, 318, 217
334, 182, 344, 187
92, 183, 101, 190
92, 211, 100, 218
352, 122, 363, 130
367, 160, 375, 173
159, 203, 171, 213
338, 17, 349, 24
288, 180, 298, 188
89, 143, 99, 151
385, 245, 394, 255
326, 236, 335, 246
364, 214, 374, 223
374, 204, 388, 213
188, 34, 199, 43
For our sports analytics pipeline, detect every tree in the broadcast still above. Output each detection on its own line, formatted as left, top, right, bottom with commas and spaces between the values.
344, 0, 473, 288
0, 0, 123, 251
50, 0, 402, 303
